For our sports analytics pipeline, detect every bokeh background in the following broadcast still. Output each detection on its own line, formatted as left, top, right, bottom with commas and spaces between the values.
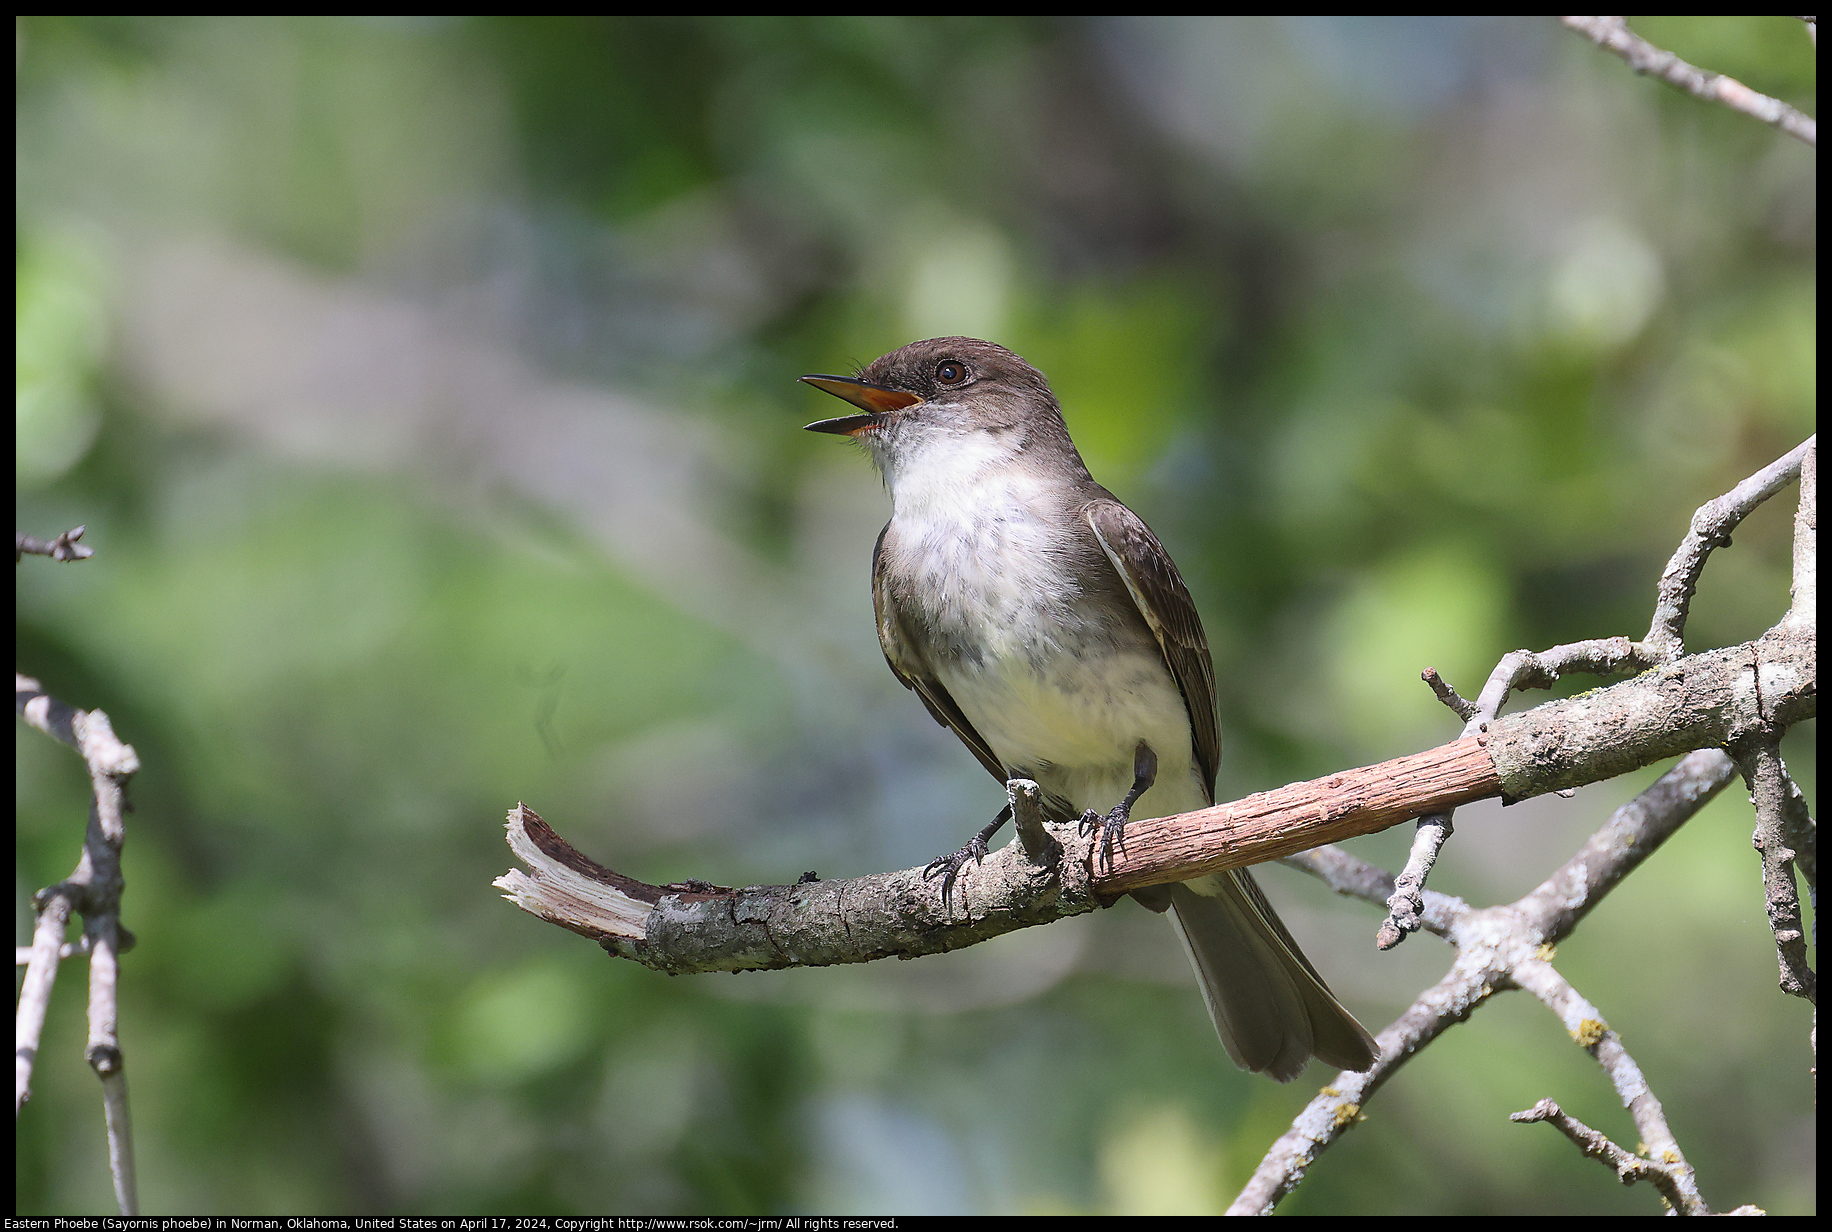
16, 16, 1815, 1216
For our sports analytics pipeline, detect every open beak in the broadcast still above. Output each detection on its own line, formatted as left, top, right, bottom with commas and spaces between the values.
800, 375, 922, 435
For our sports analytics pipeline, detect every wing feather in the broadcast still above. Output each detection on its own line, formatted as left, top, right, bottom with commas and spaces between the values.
1083, 498, 1220, 803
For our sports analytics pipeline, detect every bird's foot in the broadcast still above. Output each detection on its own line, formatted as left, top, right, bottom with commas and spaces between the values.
1079, 740, 1158, 872
922, 803, 1012, 911
1078, 805, 1133, 871
923, 835, 991, 910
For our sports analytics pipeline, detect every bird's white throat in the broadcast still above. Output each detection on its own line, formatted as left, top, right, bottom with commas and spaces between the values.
871, 422, 1031, 524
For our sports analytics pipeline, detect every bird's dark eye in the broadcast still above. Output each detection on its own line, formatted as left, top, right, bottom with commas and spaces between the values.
935, 361, 967, 385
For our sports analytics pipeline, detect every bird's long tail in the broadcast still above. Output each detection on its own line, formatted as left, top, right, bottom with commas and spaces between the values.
1167, 870, 1378, 1082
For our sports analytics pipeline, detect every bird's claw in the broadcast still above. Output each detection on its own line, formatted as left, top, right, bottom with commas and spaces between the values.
924, 835, 990, 910
1079, 806, 1129, 871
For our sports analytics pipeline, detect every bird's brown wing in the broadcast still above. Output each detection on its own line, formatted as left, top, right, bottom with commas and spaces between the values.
1086, 498, 1356, 1002
1083, 497, 1220, 804
870, 523, 1008, 784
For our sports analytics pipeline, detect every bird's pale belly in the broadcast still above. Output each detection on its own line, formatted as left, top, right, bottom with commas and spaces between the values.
934, 645, 1208, 821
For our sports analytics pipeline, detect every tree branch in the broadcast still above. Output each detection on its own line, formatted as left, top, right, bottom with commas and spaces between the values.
498, 612, 1812, 973
1560, 16, 1817, 148
1100, 624, 1809, 895
498, 777, 1102, 973
1642, 437, 1815, 662
14, 675, 141, 1216
1375, 438, 1813, 944
1508, 960, 1701, 1210
1508, 1099, 1703, 1215
499, 738, 1500, 972
1231, 748, 1742, 1214
1731, 738, 1816, 1003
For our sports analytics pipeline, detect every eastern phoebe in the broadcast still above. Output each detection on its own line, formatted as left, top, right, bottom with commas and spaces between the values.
803, 337, 1376, 1081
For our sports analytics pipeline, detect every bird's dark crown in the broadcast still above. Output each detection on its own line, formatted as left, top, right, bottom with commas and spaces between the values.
857, 337, 1057, 406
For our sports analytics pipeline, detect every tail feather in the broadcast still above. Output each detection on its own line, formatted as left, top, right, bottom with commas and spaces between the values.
1168, 872, 1377, 1082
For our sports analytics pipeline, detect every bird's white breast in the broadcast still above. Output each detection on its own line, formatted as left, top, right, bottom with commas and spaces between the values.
886, 455, 1205, 818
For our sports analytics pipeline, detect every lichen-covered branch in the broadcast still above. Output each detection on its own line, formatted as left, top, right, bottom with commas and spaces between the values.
1376, 438, 1813, 944
1232, 749, 1740, 1214
1508, 1099, 1707, 1215
497, 778, 1101, 974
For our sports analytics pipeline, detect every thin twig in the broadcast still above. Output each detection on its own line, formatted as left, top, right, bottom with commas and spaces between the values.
1509, 1099, 1702, 1214
1560, 17, 1816, 147
1386, 637, 1645, 947
88, 923, 137, 1216
1508, 750, 1741, 942
14, 675, 141, 1214
1281, 845, 1469, 940
1642, 437, 1814, 662
1732, 738, 1816, 1003
1380, 814, 1454, 949
1421, 667, 1477, 722
1384, 666, 1484, 945
1509, 960, 1701, 1211
16, 889, 73, 1116
1782, 439, 1815, 637
16, 525, 94, 563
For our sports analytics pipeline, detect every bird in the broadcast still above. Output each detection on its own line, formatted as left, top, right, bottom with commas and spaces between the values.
801, 336, 1376, 1082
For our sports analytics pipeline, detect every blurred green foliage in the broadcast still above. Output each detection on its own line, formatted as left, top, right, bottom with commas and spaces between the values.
17, 16, 1815, 1216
